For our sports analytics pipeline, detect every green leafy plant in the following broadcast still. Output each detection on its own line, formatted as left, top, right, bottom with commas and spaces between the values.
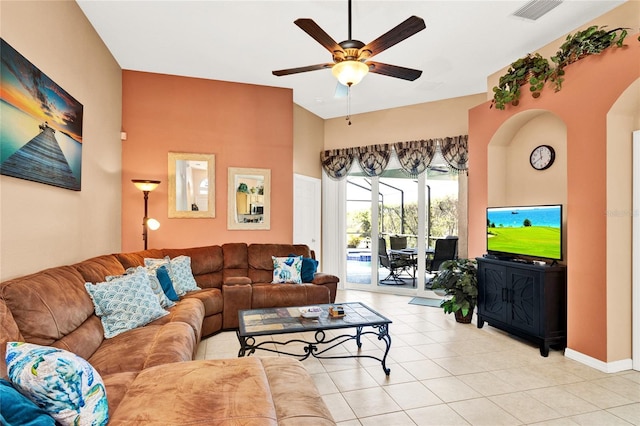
492, 25, 635, 109
549, 25, 629, 91
491, 53, 551, 110
429, 258, 478, 319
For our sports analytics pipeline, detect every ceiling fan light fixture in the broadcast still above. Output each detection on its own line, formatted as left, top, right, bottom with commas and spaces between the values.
332, 60, 369, 86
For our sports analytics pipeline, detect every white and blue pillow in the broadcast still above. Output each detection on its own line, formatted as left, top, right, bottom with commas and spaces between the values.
5, 342, 108, 426
144, 256, 200, 296
272, 256, 303, 284
107, 266, 175, 309
85, 267, 168, 338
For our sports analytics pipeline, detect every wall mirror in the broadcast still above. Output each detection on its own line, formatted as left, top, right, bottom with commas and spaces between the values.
227, 167, 270, 230
168, 152, 215, 218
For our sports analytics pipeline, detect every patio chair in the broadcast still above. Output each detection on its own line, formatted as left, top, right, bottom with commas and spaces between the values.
378, 237, 413, 285
427, 238, 458, 273
389, 235, 407, 250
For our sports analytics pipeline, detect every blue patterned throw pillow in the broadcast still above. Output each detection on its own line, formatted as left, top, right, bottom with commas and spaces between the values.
144, 256, 200, 296
5, 342, 108, 426
107, 266, 175, 309
85, 267, 168, 338
272, 256, 303, 283
169, 256, 200, 295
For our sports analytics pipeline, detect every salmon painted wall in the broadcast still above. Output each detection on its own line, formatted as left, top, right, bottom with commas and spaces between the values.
469, 39, 640, 362
121, 71, 293, 251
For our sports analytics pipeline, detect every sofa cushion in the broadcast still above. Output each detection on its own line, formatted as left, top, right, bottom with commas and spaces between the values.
88, 322, 195, 376
163, 245, 224, 289
251, 283, 330, 309
221, 243, 249, 281
113, 249, 164, 270
272, 256, 303, 284
84, 268, 168, 339
247, 244, 311, 284
180, 288, 223, 317
73, 255, 126, 285
0, 266, 96, 348
107, 357, 335, 425
0, 378, 55, 425
148, 297, 205, 344
6, 342, 109, 426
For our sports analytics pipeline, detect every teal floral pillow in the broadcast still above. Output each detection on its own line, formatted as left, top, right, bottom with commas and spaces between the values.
144, 256, 200, 296
272, 256, 303, 283
85, 267, 168, 338
5, 342, 108, 426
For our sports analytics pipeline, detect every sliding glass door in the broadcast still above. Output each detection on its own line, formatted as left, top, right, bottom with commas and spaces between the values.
343, 153, 459, 296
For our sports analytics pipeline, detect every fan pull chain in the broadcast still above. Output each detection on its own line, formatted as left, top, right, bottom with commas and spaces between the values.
346, 84, 352, 126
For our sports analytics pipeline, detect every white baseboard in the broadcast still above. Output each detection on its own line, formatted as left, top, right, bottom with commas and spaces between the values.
565, 348, 633, 373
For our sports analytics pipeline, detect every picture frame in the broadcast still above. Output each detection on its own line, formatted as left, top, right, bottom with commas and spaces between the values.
168, 152, 215, 218
227, 167, 270, 230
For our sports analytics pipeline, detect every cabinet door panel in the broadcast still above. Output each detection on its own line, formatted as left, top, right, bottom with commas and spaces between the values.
508, 269, 540, 335
479, 264, 507, 323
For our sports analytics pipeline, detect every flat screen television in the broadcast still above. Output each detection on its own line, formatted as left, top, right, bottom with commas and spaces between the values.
486, 204, 563, 261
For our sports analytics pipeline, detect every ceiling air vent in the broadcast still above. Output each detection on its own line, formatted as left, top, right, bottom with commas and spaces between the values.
512, 0, 563, 21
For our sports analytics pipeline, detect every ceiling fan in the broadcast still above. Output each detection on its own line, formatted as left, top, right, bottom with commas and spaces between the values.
272, 0, 426, 88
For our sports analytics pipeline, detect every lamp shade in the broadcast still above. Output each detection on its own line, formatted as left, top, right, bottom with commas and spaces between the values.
332, 61, 369, 86
132, 179, 161, 192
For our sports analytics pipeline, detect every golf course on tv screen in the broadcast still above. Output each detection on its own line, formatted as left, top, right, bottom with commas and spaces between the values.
486, 205, 562, 260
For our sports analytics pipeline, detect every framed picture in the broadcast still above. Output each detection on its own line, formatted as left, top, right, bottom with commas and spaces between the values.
168, 152, 215, 218
227, 167, 270, 230
0, 38, 84, 191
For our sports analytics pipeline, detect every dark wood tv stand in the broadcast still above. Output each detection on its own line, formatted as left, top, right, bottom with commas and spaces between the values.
476, 257, 567, 356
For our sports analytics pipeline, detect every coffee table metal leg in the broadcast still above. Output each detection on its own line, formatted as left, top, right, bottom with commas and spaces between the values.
356, 326, 363, 348
376, 324, 391, 375
236, 330, 255, 357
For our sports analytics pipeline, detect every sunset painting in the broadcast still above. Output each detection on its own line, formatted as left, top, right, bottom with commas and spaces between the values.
1, 38, 83, 191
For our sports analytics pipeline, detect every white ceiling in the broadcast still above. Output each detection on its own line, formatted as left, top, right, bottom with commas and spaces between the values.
76, 0, 624, 119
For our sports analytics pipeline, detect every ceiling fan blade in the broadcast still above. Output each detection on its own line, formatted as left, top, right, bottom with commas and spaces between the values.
360, 16, 426, 59
294, 18, 342, 54
367, 61, 422, 81
272, 63, 333, 77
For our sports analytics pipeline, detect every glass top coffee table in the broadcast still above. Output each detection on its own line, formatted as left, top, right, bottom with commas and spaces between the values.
237, 302, 392, 375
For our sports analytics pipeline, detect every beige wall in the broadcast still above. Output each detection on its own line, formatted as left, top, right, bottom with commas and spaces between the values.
606, 78, 640, 361
293, 104, 324, 179
488, 112, 567, 208
324, 94, 485, 149
0, 1, 122, 280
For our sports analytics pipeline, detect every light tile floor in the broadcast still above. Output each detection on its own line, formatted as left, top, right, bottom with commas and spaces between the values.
197, 289, 640, 425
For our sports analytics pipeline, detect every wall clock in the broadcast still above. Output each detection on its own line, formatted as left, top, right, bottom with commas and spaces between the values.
529, 145, 555, 170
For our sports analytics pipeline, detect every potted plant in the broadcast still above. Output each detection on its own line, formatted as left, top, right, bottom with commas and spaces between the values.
491, 53, 551, 110
429, 258, 478, 323
549, 25, 629, 92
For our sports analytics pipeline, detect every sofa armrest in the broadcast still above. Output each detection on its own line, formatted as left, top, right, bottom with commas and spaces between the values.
311, 272, 339, 285
224, 276, 252, 286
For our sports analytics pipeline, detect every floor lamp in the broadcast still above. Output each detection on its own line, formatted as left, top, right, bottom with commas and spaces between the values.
132, 179, 161, 250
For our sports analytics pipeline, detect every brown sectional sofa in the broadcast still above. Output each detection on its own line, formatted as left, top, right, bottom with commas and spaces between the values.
0, 243, 338, 424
